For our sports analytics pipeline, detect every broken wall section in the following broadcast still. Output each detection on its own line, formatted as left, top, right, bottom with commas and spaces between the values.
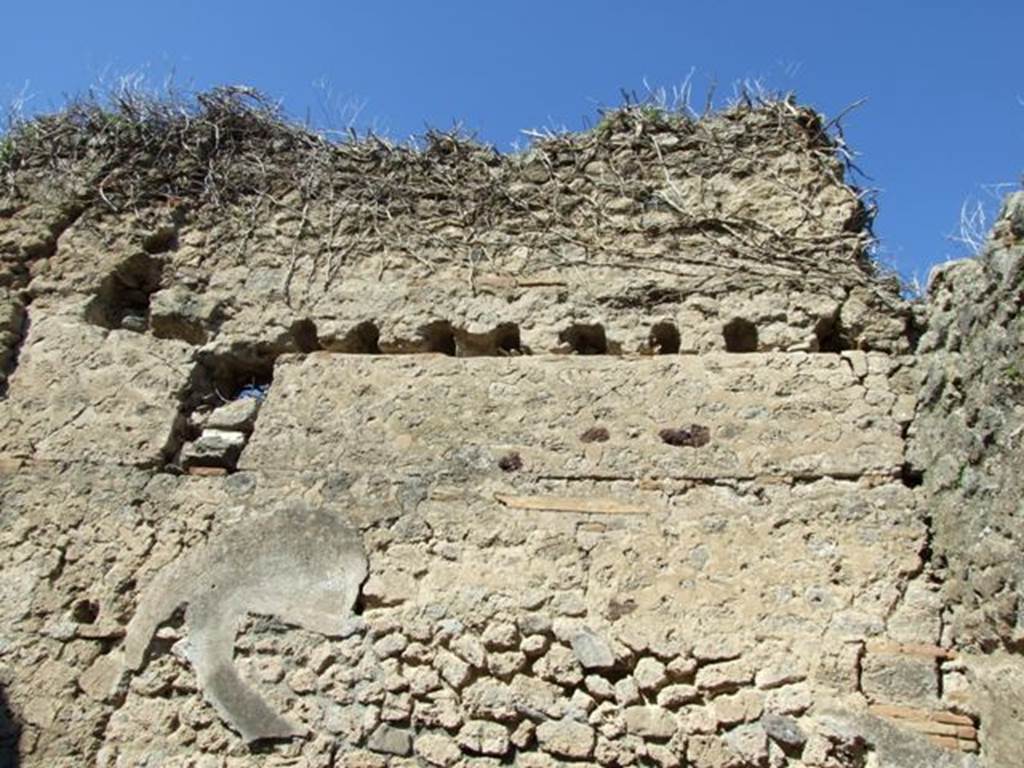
0, 93, 915, 360
909, 192, 1024, 652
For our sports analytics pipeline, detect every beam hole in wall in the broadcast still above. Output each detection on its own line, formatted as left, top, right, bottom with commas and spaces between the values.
165, 347, 278, 475
420, 321, 458, 356
901, 463, 924, 489
290, 318, 322, 353
326, 321, 382, 354
457, 322, 527, 357
493, 323, 524, 356
814, 314, 850, 353
198, 349, 277, 403
648, 322, 681, 354
722, 318, 758, 353
141, 225, 179, 255
559, 324, 609, 355
70, 599, 99, 625
85, 252, 164, 332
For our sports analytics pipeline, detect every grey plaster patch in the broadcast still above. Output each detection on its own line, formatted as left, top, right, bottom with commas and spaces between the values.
122, 505, 368, 742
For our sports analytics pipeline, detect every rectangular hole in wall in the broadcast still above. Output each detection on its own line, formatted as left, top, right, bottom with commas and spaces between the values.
164, 348, 278, 475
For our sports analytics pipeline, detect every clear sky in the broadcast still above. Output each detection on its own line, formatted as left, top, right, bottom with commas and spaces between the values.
1, 1, 1021, 285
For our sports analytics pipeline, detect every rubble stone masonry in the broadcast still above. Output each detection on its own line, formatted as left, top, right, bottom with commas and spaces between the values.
0, 93, 1020, 766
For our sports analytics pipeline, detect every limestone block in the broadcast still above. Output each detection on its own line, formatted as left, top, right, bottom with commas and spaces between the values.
657, 684, 700, 709
488, 651, 526, 678
761, 713, 807, 749
623, 705, 677, 739
634, 657, 669, 692
765, 684, 813, 716
415, 731, 462, 766
180, 428, 246, 468
535, 718, 596, 759
0, 313, 193, 464
451, 633, 487, 668
861, 652, 940, 708
570, 628, 615, 670
204, 396, 261, 432
433, 649, 471, 690
149, 286, 221, 345
711, 689, 763, 727
534, 644, 583, 687
696, 660, 754, 695
481, 620, 519, 650
456, 720, 509, 756
585, 674, 616, 700
367, 723, 413, 756
510, 674, 564, 720
241, 354, 906, 480
461, 679, 517, 722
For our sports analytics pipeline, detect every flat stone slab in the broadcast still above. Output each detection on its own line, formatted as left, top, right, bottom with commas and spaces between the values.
0, 313, 193, 465
241, 353, 908, 480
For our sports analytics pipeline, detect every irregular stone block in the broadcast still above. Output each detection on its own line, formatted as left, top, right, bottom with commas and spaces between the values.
457, 720, 510, 756
205, 396, 261, 433
433, 649, 472, 690
415, 731, 462, 767
367, 723, 413, 756
762, 713, 807, 749
634, 656, 669, 692
536, 718, 596, 759
623, 705, 677, 739
657, 684, 700, 709
180, 428, 246, 469
696, 660, 754, 695
570, 628, 615, 670
461, 679, 517, 722
861, 652, 940, 707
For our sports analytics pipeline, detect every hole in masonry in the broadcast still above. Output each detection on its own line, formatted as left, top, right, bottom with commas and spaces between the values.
421, 321, 457, 356
327, 321, 381, 354
814, 313, 850, 353
85, 253, 164, 332
456, 323, 527, 357
580, 426, 611, 443
901, 464, 924, 489
649, 322, 681, 354
290, 318, 321, 353
493, 323, 524, 356
0, 300, 28, 399
498, 452, 523, 472
722, 318, 758, 353
142, 225, 179, 255
144, 605, 187, 664
352, 591, 367, 616
199, 350, 276, 404
559, 324, 609, 355
165, 347, 278, 474
659, 424, 711, 448
71, 599, 99, 624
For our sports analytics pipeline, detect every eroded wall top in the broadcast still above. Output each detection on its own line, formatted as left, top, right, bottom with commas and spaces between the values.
0, 89, 911, 367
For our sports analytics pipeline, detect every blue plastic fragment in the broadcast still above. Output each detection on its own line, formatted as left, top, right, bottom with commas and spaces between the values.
236, 383, 270, 401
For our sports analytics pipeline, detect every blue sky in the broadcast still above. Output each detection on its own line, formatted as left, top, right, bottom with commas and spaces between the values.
2, 1, 1021, 284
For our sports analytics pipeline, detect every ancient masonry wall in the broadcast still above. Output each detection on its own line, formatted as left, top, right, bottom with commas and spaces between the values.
0, 96, 1018, 767
906, 192, 1024, 766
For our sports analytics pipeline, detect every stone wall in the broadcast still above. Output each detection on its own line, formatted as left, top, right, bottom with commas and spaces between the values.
906, 192, 1024, 766
0, 93, 1017, 766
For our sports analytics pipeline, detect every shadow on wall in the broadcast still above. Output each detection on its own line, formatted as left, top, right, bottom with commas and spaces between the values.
0, 685, 19, 768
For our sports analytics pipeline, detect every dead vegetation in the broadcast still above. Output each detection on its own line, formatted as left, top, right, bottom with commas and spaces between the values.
0, 82, 887, 299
